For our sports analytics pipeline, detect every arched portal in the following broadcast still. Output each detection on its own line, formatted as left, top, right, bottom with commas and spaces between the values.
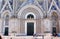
51, 12, 59, 34
18, 5, 43, 35
2, 10, 10, 36
25, 12, 36, 36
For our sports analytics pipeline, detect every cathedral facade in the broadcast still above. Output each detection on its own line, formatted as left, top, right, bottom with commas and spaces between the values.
0, 0, 60, 36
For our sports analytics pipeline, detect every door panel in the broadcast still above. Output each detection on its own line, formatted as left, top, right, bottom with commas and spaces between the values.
52, 27, 57, 36
4, 27, 9, 36
27, 23, 34, 36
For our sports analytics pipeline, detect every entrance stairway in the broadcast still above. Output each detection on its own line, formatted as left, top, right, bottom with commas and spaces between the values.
1, 33, 60, 39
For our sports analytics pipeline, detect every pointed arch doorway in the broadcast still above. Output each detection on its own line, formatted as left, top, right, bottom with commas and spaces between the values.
51, 12, 59, 34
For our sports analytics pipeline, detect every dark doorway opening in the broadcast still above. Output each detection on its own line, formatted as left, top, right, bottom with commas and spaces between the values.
4, 27, 9, 36
52, 27, 57, 36
27, 23, 34, 36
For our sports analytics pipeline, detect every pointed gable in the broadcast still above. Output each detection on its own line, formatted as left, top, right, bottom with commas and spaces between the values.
48, 0, 59, 13
4, 3, 12, 11
1, 0, 12, 12
17, 0, 44, 13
